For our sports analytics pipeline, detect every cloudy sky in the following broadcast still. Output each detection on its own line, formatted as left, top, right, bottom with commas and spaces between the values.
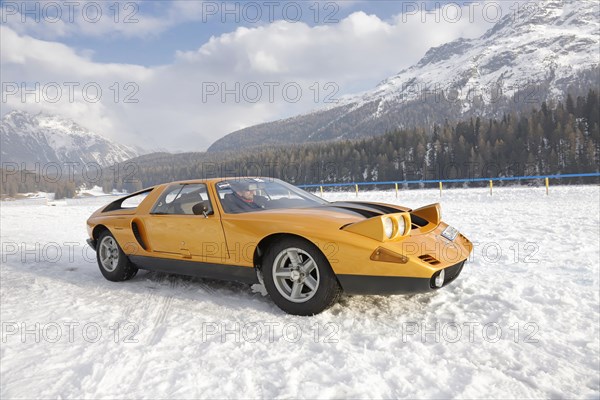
1, 0, 507, 152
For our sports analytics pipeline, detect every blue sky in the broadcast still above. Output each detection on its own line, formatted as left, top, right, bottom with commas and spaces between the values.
78, 1, 420, 65
1, 0, 497, 151
12, 1, 441, 65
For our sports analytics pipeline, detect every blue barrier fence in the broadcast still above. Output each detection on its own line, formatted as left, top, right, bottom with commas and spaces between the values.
297, 172, 600, 190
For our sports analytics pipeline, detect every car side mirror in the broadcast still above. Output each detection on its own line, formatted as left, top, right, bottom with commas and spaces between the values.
192, 201, 212, 218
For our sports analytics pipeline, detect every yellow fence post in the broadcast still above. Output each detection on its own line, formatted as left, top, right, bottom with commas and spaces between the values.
545, 177, 549, 195
489, 180, 493, 196
439, 181, 443, 197
355, 184, 359, 197
395, 182, 399, 198
320, 186, 323, 197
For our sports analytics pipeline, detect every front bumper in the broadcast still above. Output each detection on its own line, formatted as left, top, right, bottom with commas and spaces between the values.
86, 238, 97, 251
338, 260, 465, 295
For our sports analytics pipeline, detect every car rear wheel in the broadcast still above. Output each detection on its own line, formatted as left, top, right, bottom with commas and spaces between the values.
262, 237, 341, 315
96, 230, 138, 282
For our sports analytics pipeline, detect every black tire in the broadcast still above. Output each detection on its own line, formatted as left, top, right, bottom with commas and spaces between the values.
96, 230, 138, 282
262, 237, 342, 316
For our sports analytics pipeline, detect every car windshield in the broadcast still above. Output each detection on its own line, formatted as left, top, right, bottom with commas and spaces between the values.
216, 178, 328, 214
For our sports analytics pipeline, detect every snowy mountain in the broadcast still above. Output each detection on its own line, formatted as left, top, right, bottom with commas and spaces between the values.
208, 0, 600, 152
1, 110, 140, 168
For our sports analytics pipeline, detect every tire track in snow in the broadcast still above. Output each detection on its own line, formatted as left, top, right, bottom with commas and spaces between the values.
147, 275, 177, 345
123, 275, 178, 394
196, 279, 218, 296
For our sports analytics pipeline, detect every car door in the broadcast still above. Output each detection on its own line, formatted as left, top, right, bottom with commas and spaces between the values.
142, 183, 229, 262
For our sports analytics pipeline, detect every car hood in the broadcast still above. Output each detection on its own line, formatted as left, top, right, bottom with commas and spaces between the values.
321, 201, 411, 218
235, 201, 411, 226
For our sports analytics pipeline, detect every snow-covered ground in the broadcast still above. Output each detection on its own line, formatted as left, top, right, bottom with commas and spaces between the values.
1, 185, 599, 399
77, 185, 123, 197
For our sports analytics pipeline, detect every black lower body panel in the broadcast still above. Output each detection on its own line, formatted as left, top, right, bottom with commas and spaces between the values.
443, 260, 465, 286
128, 255, 259, 284
338, 260, 466, 295
337, 275, 432, 295
86, 238, 97, 251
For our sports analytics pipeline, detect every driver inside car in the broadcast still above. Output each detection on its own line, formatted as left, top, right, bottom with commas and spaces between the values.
227, 181, 266, 211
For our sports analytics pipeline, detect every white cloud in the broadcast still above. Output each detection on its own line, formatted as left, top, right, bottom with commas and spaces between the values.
1, 4, 497, 151
0, 0, 203, 39
251, 50, 282, 73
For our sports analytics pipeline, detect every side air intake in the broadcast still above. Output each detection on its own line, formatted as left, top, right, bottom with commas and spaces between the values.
131, 221, 148, 251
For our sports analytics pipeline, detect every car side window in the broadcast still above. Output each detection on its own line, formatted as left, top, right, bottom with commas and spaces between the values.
121, 192, 150, 208
151, 184, 213, 215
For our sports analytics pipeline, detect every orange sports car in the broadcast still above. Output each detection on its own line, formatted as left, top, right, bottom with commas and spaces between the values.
87, 177, 472, 315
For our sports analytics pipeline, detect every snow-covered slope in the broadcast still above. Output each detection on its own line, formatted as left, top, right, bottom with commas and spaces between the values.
1, 110, 140, 167
0, 185, 598, 398
367, 0, 599, 108
208, 0, 600, 152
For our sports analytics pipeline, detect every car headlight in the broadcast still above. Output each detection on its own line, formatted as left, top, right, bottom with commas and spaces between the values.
396, 215, 407, 236
383, 217, 394, 239
434, 269, 445, 288
342, 212, 411, 242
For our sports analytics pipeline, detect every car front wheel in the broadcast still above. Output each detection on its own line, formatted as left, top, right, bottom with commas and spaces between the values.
262, 237, 341, 315
96, 230, 138, 282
